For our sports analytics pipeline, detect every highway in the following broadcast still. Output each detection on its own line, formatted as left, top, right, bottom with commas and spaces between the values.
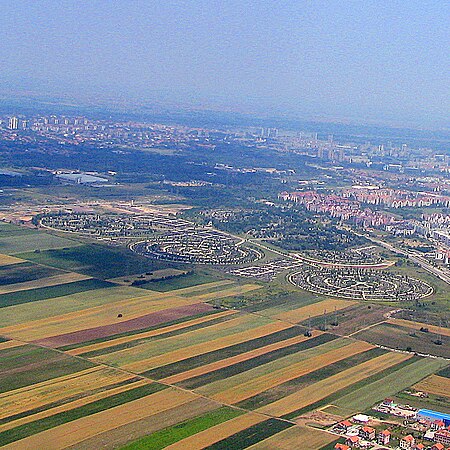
363, 234, 450, 286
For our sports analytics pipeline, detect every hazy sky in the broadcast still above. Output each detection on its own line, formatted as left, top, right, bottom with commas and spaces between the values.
0, 1, 449, 126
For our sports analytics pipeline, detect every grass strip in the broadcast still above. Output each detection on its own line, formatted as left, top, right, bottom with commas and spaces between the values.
0, 278, 114, 308
0, 383, 167, 446
281, 356, 420, 420
204, 418, 293, 450
235, 347, 387, 410
142, 326, 311, 380
121, 406, 244, 450
179, 333, 337, 389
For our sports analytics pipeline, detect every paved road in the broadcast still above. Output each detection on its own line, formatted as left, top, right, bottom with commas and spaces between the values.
362, 234, 450, 286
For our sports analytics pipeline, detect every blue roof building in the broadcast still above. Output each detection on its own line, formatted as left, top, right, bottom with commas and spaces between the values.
417, 409, 450, 426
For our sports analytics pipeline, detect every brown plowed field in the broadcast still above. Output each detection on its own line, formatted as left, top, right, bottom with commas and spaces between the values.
248, 425, 335, 449
388, 318, 450, 337
413, 375, 450, 398
33, 303, 215, 347
68, 310, 237, 356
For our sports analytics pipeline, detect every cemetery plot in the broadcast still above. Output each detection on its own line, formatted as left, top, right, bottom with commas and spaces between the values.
227, 258, 303, 281
132, 229, 262, 265
301, 245, 386, 266
288, 265, 433, 301
41, 212, 192, 237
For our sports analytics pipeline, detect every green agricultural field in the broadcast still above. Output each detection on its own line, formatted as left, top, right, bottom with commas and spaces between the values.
0, 345, 94, 394
330, 357, 448, 417
122, 407, 244, 450
0, 222, 41, 236
0, 285, 142, 327
97, 314, 274, 368
19, 244, 166, 279
0, 231, 80, 254
178, 334, 337, 390
355, 322, 450, 358
143, 326, 309, 380
137, 271, 223, 292
0, 278, 116, 308
282, 356, 420, 420
0, 262, 63, 286
236, 347, 387, 410
0, 383, 166, 447
205, 418, 293, 450
196, 337, 351, 398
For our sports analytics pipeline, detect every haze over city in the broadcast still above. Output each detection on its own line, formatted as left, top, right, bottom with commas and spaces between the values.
0, 0, 449, 127
0, 2, 450, 450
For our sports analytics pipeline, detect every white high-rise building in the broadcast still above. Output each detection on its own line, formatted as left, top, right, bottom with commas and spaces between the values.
8, 117, 19, 130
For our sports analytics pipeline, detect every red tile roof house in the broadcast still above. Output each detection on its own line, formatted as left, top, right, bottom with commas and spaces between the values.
432, 420, 447, 430
414, 444, 425, 450
335, 444, 351, 450
431, 443, 445, 450
359, 426, 376, 440
377, 429, 391, 445
336, 420, 353, 433
346, 435, 360, 447
400, 435, 415, 449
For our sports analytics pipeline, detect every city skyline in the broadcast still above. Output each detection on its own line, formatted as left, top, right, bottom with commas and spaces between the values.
0, 1, 449, 128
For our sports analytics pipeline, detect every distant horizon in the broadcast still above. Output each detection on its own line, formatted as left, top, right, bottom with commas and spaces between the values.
0, 1, 448, 130
0, 90, 449, 134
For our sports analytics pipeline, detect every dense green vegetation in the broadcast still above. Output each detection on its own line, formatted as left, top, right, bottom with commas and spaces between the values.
205, 418, 293, 450
0, 262, 63, 285
0, 346, 94, 394
122, 407, 244, 450
0, 278, 115, 308
0, 383, 167, 446
19, 244, 165, 279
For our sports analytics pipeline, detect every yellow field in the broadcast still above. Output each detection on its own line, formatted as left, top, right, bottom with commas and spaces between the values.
68, 310, 237, 356
122, 321, 291, 373
0, 272, 91, 295
258, 351, 411, 417
0, 366, 134, 419
96, 313, 261, 366
413, 375, 450, 398
165, 413, 266, 450
166, 279, 234, 295
388, 318, 450, 337
211, 340, 373, 404
0, 283, 259, 341
0, 340, 26, 351
0, 254, 24, 266
162, 333, 318, 385
192, 284, 262, 302
275, 298, 356, 323
3, 388, 199, 450
0, 379, 151, 433
248, 425, 336, 449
